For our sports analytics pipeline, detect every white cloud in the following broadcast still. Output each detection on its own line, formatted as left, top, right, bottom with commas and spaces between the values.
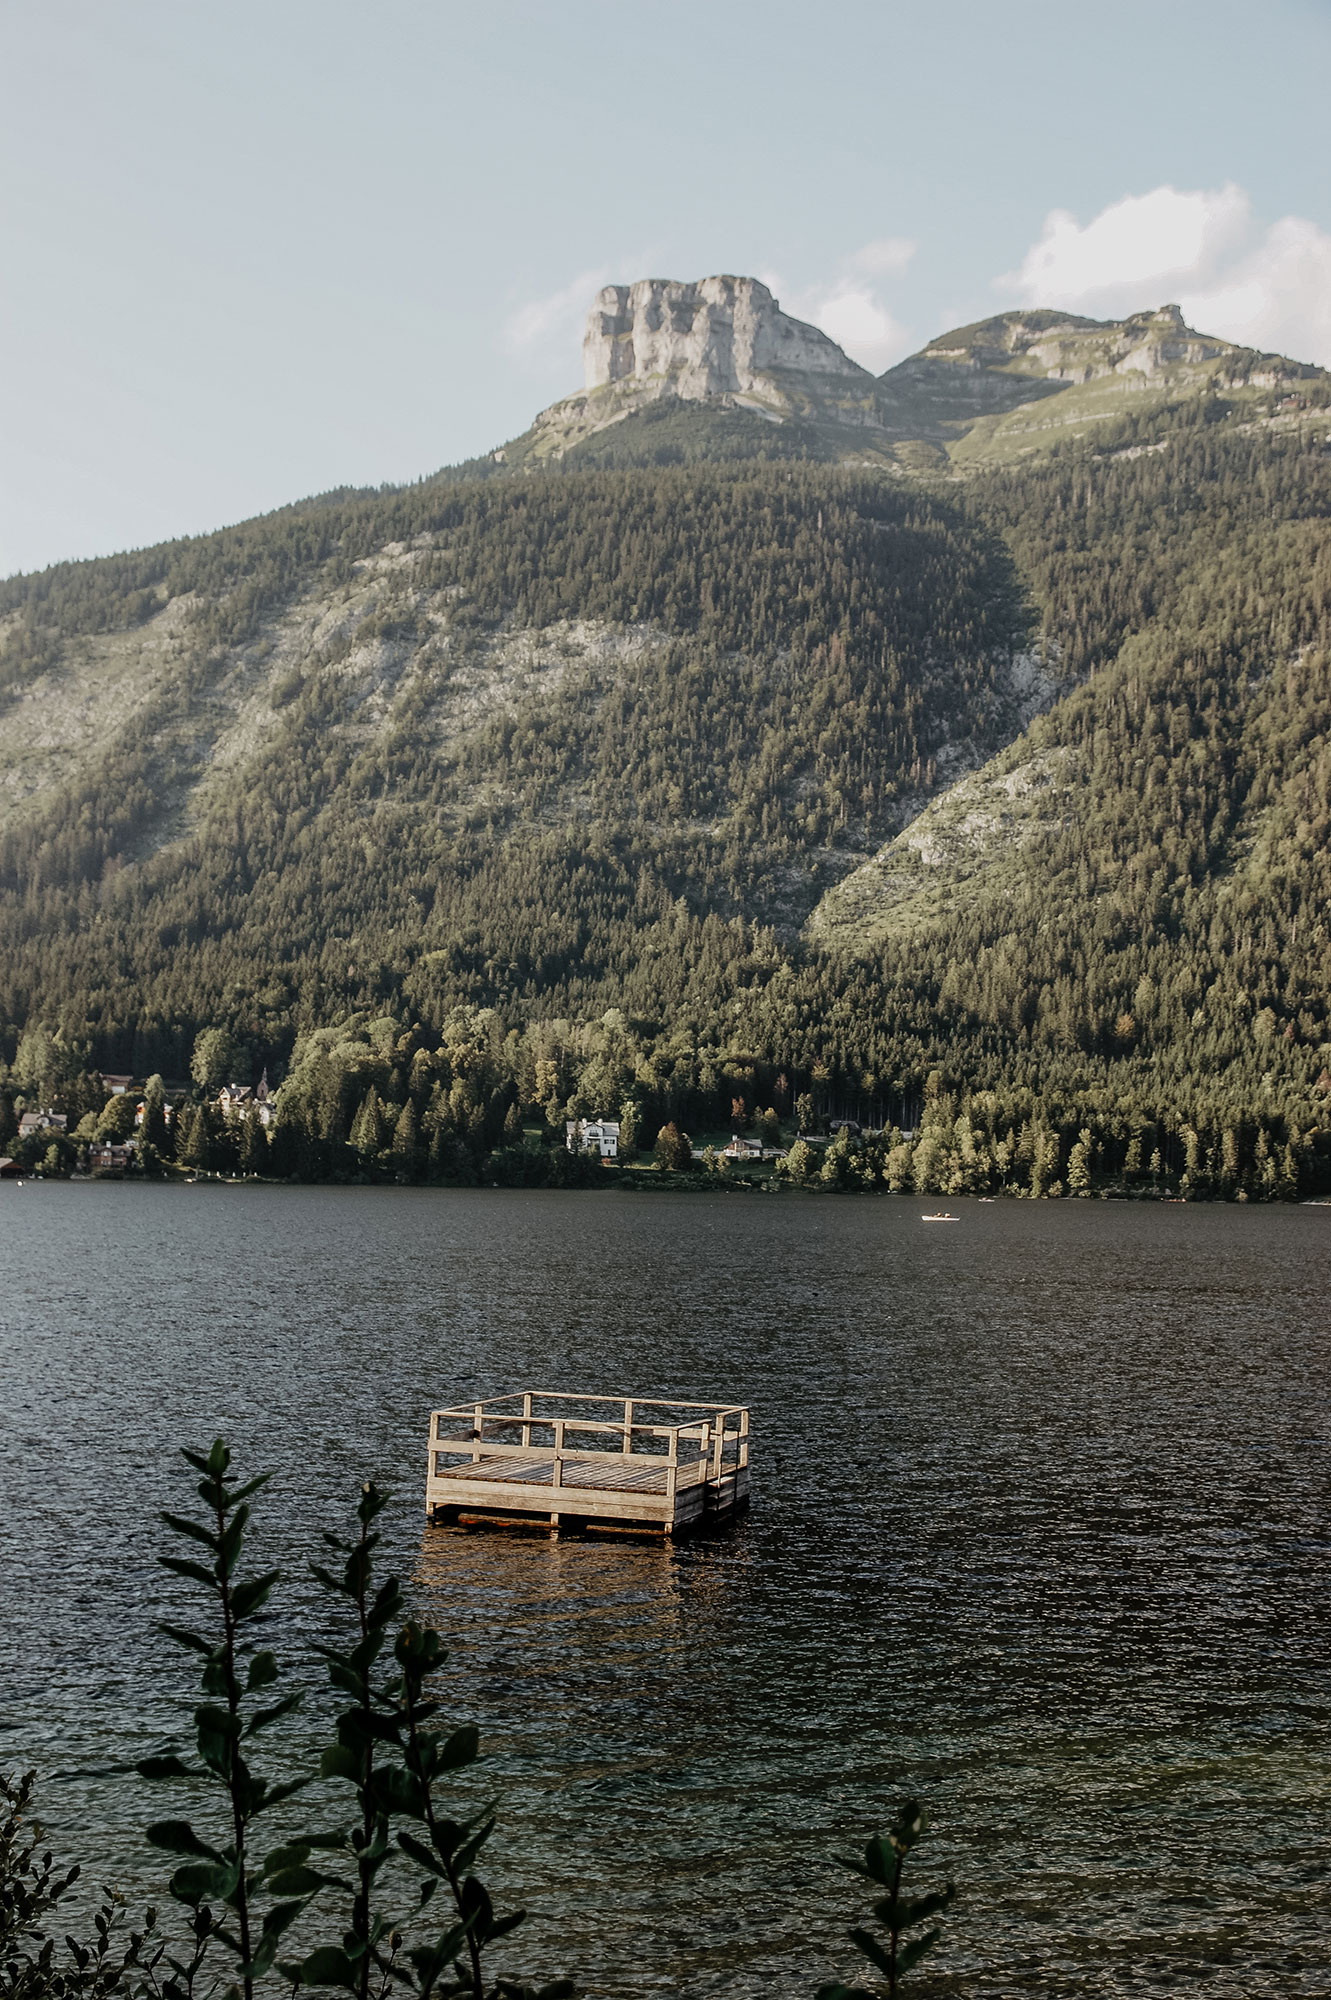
1006, 185, 1250, 303
808, 286, 911, 372
501, 265, 617, 365
1002, 184, 1331, 366
1181, 216, 1331, 367
780, 238, 917, 372
846, 236, 916, 279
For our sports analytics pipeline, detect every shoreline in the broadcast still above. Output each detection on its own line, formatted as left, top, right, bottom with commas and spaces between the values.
9, 1169, 1324, 1205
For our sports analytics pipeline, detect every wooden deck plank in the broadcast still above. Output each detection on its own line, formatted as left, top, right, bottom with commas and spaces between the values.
429, 1477, 675, 1521
435, 1453, 673, 1494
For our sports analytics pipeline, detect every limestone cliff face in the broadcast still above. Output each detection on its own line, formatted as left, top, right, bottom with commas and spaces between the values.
520, 274, 886, 459
583, 276, 867, 397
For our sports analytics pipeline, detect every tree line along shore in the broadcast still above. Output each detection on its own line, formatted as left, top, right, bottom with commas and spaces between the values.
2, 1010, 1320, 1201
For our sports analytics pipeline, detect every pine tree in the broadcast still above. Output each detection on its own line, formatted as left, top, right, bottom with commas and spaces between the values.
350, 1088, 386, 1160
239, 1108, 269, 1177
1067, 1128, 1093, 1196
618, 1099, 640, 1159
389, 1100, 421, 1180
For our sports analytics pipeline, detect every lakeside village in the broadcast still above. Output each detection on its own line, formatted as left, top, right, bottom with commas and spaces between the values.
0, 1017, 1319, 1200
0, 1076, 837, 1186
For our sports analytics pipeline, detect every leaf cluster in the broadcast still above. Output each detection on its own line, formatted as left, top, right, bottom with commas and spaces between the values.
0, 1770, 163, 2000
816, 1802, 955, 1999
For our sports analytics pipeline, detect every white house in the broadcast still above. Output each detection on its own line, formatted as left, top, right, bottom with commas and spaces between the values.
566, 1118, 620, 1159
18, 1109, 67, 1139
723, 1133, 787, 1162
218, 1070, 277, 1128
723, 1134, 763, 1161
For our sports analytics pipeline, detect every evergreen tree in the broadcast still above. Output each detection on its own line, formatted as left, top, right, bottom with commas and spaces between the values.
1067, 1129, 1093, 1196
618, 1099, 640, 1159
389, 1099, 421, 1180
239, 1108, 269, 1177
140, 1074, 171, 1157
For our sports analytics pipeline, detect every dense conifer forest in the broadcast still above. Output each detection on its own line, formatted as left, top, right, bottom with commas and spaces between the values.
1, 392, 1328, 1195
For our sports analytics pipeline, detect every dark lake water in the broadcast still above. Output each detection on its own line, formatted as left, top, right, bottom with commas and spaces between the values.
1, 1184, 1328, 1997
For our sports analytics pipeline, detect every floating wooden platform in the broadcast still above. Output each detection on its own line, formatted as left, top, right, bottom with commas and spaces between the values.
425, 1391, 750, 1538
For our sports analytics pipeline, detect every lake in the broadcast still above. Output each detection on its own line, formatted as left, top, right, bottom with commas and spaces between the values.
1, 1184, 1328, 1996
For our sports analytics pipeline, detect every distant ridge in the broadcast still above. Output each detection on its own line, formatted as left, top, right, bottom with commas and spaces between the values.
498, 276, 1327, 473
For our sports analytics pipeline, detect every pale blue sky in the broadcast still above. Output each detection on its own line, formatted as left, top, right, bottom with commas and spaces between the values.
4, 0, 1330, 576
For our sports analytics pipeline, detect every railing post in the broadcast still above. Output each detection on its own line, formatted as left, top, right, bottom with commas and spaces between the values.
739, 1407, 749, 1469
552, 1418, 565, 1490
522, 1391, 532, 1452
666, 1425, 678, 1514
711, 1416, 725, 1485
699, 1421, 711, 1487
622, 1396, 634, 1455
472, 1401, 484, 1465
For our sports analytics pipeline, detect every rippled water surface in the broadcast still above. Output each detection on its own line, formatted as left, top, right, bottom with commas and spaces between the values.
2, 1185, 1329, 1996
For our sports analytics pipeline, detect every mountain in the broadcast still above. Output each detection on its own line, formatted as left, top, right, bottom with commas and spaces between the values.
1, 275, 1329, 1195
503, 275, 1323, 474
506, 274, 899, 468
878, 302, 1322, 466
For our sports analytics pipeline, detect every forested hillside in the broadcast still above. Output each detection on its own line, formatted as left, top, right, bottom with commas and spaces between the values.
1, 385, 1328, 1196
0, 466, 1027, 1055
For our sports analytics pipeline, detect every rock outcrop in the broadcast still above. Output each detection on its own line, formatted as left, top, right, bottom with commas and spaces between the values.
520, 274, 888, 459
904, 304, 1234, 386
582, 275, 867, 397
875, 303, 1317, 438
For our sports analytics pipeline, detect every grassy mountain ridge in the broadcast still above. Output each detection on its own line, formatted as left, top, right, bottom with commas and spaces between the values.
877, 302, 1327, 462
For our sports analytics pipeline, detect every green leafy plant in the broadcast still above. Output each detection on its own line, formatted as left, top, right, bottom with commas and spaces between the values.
137, 1441, 315, 2000
136, 1446, 570, 2000
0, 1770, 163, 2000
6, 1445, 960, 2000
290, 1481, 569, 2000
817, 1802, 955, 1998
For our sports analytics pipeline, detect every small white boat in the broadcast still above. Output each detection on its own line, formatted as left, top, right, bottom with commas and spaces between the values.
921, 1211, 958, 1222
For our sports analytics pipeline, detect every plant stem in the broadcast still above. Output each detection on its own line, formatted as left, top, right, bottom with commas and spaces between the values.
889, 1846, 904, 1996
355, 1513, 374, 2000
404, 1682, 484, 2000
214, 1483, 253, 2000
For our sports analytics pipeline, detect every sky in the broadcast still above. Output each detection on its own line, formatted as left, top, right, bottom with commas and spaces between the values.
4, 0, 1331, 577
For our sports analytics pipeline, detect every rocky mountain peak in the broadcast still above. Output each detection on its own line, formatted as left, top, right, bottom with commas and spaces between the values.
582, 275, 869, 396
511, 274, 887, 463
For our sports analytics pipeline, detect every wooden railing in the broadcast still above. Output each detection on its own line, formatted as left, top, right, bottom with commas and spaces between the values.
428, 1391, 749, 1508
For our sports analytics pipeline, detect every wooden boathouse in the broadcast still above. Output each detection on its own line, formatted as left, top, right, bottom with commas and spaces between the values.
425, 1391, 750, 1537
